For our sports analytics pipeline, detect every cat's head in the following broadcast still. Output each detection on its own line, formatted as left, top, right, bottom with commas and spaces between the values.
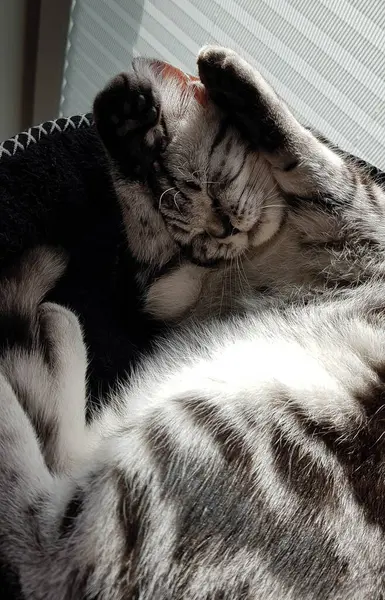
146, 59, 285, 265
99, 57, 285, 266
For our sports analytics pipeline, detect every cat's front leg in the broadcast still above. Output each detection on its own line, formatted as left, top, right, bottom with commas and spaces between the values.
93, 65, 179, 289
198, 46, 350, 201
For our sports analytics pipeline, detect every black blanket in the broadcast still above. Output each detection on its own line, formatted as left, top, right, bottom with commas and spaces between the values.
0, 114, 165, 598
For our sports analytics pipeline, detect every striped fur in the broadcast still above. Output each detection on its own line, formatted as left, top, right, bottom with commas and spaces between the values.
1, 46, 385, 597
1, 251, 385, 597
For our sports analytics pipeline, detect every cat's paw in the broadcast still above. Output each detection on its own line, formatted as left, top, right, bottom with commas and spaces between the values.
197, 46, 251, 111
198, 45, 284, 152
93, 71, 166, 179
94, 72, 160, 137
198, 45, 239, 76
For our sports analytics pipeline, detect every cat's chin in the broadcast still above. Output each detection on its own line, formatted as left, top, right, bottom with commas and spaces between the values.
249, 203, 286, 249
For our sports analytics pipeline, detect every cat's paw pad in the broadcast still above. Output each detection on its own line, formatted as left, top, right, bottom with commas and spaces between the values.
94, 72, 161, 142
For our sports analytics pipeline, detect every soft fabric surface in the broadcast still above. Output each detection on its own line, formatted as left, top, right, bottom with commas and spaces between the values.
0, 115, 164, 599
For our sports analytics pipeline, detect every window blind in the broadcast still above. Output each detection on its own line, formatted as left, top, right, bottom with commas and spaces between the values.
61, 0, 385, 169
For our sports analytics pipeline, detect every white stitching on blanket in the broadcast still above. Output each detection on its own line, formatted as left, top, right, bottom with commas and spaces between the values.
0, 114, 93, 160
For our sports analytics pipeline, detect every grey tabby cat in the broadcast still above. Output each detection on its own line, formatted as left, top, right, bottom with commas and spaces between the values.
1, 46, 385, 599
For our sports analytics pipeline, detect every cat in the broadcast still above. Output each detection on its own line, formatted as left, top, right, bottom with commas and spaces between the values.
93, 46, 385, 323
0, 46, 385, 599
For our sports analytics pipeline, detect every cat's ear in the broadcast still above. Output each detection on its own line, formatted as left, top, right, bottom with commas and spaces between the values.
133, 58, 207, 106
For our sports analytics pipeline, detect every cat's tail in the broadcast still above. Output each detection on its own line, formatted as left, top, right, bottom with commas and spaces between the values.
0, 246, 67, 314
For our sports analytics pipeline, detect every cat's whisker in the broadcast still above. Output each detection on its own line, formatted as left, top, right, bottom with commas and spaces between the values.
175, 164, 190, 177
263, 187, 280, 201
236, 258, 246, 299
158, 186, 177, 209
258, 188, 281, 205
219, 259, 229, 318
229, 256, 234, 311
200, 180, 224, 185
260, 204, 286, 211
173, 191, 182, 213
236, 255, 250, 294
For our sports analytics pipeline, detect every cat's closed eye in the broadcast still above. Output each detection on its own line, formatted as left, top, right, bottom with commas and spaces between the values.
185, 180, 202, 191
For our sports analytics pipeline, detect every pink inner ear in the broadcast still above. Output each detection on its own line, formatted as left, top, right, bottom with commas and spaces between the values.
149, 59, 207, 106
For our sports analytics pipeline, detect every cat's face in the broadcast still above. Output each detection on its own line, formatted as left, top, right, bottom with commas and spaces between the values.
95, 58, 286, 267
149, 73, 285, 266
